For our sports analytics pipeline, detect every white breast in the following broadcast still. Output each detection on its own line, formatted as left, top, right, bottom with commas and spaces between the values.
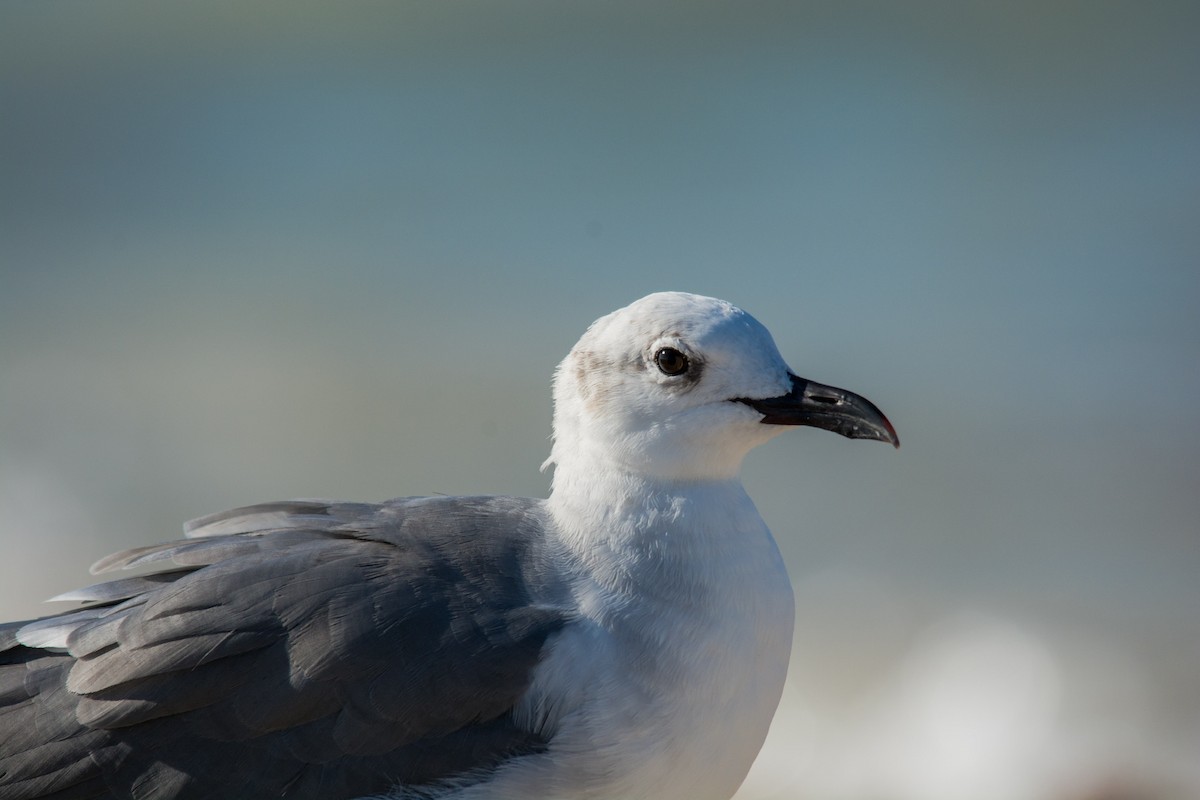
476, 480, 796, 800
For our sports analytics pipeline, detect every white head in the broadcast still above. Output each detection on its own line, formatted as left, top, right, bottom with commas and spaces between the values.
544, 292, 897, 484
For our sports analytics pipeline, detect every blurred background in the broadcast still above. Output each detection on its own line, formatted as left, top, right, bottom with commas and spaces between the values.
2, 2, 1197, 798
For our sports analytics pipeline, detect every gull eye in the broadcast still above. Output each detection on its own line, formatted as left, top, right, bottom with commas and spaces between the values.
654, 347, 689, 376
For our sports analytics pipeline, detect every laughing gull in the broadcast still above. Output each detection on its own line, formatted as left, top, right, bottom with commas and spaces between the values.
0, 292, 897, 800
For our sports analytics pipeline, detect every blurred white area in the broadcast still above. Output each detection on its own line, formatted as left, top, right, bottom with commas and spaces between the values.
739, 605, 1200, 800
2, 2, 1198, 798
825, 614, 1063, 800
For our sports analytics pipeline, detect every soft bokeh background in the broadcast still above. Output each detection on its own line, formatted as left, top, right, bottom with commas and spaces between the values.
2, 3, 1198, 798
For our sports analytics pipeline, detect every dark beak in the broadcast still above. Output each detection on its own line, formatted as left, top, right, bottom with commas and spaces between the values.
735, 373, 899, 448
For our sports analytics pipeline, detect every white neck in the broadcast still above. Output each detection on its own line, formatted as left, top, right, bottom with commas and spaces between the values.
545, 458, 783, 623
548, 459, 748, 550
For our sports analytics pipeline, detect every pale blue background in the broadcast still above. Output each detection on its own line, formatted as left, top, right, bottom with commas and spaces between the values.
2, 3, 1198, 798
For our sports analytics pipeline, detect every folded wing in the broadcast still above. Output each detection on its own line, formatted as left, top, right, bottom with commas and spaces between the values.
0, 496, 569, 799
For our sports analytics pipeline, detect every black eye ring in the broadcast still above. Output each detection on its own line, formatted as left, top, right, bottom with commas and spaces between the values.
654, 347, 689, 376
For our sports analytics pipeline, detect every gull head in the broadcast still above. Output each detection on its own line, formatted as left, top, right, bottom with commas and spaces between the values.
545, 292, 897, 483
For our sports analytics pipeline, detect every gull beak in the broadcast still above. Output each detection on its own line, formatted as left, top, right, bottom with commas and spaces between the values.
736, 373, 899, 448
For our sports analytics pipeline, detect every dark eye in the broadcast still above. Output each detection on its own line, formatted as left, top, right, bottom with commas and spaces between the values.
654, 347, 689, 376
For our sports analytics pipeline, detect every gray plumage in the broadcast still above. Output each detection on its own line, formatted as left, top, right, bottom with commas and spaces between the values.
0, 496, 569, 799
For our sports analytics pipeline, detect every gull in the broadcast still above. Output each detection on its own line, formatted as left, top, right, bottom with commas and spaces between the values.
0, 292, 897, 800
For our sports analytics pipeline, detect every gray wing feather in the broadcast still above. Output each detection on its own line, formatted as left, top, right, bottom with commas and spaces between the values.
181, 499, 378, 538
88, 528, 334, 574
47, 571, 194, 605
1, 495, 571, 800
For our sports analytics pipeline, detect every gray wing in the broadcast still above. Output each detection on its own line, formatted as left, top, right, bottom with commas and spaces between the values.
0, 496, 570, 800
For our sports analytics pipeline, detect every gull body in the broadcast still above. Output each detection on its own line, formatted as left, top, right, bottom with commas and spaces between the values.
0, 292, 896, 800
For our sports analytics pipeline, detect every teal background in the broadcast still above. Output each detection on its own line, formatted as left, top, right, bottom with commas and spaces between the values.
2, 3, 1198, 798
